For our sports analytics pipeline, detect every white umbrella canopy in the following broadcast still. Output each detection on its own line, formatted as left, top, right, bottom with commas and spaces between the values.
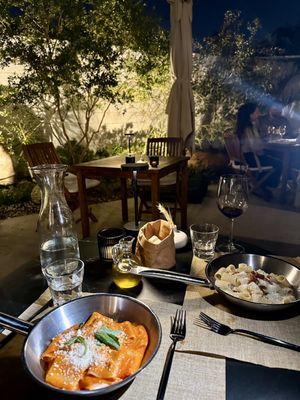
166, 0, 195, 150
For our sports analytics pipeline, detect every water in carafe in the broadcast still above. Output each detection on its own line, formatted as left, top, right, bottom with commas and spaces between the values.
30, 164, 80, 270
40, 236, 79, 270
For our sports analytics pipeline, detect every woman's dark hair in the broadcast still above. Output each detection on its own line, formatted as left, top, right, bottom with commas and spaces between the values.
236, 102, 258, 139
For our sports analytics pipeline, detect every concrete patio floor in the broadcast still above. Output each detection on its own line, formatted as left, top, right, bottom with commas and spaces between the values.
0, 183, 299, 280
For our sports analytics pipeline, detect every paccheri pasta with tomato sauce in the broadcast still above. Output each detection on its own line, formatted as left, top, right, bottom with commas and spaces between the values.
41, 312, 148, 391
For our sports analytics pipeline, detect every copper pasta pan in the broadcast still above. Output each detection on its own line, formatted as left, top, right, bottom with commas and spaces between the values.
0, 293, 162, 396
131, 253, 300, 312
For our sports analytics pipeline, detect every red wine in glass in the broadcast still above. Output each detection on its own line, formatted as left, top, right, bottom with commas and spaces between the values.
218, 205, 244, 219
217, 175, 248, 253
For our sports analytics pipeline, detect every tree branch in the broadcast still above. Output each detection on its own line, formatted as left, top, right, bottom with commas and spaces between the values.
70, 102, 85, 136
55, 93, 71, 147
88, 99, 112, 146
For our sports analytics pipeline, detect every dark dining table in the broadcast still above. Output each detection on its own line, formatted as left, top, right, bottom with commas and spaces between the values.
0, 238, 299, 399
71, 155, 189, 238
266, 138, 300, 203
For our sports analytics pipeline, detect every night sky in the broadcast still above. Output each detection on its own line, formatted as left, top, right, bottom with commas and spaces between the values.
147, 0, 300, 42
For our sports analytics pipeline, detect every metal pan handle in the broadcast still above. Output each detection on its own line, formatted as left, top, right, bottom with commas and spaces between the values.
136, 267, 213, 288
0, 312, 34, 336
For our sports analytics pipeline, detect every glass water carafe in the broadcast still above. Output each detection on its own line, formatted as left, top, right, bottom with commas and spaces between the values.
31, 164, 80, 271
112, 236, 141, 289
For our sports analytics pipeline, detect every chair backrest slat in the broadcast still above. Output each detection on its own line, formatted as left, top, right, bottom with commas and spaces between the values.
22, 142, 76, 203
223, 131, 246, 164
223, 130, 265, 171
146, 137, 184, 157
22, 142, 61, 167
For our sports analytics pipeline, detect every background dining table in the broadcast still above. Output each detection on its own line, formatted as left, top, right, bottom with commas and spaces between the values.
0, 238, 299, 399
71, 155, 189, 237
266, 138, 300, 203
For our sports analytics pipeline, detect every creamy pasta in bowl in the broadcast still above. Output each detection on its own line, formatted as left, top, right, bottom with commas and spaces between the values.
214, 263, 297, 305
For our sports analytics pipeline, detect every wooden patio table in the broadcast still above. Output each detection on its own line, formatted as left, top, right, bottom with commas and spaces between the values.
71, 155, 189, 238
265, 139, 300, 203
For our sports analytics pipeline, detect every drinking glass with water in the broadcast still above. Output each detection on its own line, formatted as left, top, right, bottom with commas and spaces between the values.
43, 258, 84, 306
190, 223, 219, 260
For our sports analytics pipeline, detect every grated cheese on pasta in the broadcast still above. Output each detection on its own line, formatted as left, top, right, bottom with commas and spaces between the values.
41, 311, 149, 391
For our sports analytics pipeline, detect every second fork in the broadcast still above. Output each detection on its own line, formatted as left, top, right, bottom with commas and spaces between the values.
156, 309, 186, 400
195, 312, 300, 352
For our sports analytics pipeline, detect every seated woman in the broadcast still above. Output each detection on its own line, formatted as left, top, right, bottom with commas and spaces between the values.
236, 102, 282, 199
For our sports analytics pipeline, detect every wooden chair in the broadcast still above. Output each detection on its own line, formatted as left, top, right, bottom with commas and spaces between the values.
147, 137, 184, 157
138, 137, 184, 220
22, 142, 99, 221
223, 131, 274, 192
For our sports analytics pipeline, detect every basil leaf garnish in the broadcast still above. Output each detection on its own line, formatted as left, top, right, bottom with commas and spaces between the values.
94, 325, 121, 350
65, 335, 88, 355
99, 326, 123, 336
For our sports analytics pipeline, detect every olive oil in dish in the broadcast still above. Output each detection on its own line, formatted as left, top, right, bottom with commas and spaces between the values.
112, 237, 141, 289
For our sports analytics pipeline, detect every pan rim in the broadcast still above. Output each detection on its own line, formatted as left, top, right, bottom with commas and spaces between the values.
22, 292, 162, 396
206, 253, 300, 308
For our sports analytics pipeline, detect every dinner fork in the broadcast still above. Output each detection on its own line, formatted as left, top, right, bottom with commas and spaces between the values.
195, 312, 300, 352
156, 309, 186, 400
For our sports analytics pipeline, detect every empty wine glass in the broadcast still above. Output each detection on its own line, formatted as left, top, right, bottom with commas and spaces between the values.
217, 174, 249, 253
267, 125, 276, 136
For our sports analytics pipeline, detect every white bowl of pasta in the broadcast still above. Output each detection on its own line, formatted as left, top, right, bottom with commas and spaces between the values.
207, 253, 300, 312
0, 293, 162, 396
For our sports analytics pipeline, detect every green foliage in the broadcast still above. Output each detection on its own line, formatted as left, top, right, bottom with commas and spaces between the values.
56, 139, 95, 165
0, 0, 169, 162
95, 124, 163, 157
0, 1, 167, 102
49, 122, 166, 166
0, 180, 34, 205
94, 147, 110, 159
0, 99, 46, 177
193, 10, 280, 147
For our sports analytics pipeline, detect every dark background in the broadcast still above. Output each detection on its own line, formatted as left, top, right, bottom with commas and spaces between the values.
146, 0, 300, 42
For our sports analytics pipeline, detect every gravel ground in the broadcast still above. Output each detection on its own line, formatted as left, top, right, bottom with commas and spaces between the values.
0, 189, 125, 220
0, 177, 126, 220
0, 201, 40, 219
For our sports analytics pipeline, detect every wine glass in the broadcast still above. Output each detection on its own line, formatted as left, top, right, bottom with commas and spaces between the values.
278, 125, 286, 138
217, 174, 248, 253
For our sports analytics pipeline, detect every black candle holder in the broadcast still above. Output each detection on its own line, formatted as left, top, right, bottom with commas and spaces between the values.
97, 228, 126, 262
149, 155, 159, 167
125, 154, 135, 164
